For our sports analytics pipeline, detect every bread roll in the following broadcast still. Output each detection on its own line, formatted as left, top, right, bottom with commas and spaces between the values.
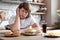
25, 29, 37, 33
5, 31, 13, 36
13, 31, 21, 35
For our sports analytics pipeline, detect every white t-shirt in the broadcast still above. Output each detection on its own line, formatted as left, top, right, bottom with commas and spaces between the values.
9, 15, 36, 29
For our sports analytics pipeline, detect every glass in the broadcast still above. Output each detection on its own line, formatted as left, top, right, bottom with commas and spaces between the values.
41, 20, 47, 33
42, 23, 47, 33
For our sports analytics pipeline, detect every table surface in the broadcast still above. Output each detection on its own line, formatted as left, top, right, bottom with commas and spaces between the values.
0, 30, 60, 40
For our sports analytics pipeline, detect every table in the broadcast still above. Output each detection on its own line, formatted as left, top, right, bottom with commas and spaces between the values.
0, 30, 60, 40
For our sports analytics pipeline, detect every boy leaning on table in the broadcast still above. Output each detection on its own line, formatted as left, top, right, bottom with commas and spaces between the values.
5, 2, 42, 36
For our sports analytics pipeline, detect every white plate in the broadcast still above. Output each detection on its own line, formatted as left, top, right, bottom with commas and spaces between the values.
44, 30, 60, 37
21, 32, 38, 36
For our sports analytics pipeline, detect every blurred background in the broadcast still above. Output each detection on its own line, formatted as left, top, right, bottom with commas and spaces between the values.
0, 0, 60, 30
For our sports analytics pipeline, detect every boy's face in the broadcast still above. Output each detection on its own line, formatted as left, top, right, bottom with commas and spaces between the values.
19, 8, 28, 19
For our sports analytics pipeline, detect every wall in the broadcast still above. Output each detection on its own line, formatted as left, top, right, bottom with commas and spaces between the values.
45, 0, 51, 26
58, 0, 60, 9
51, 0, 58, 25
45, 0, 59, 26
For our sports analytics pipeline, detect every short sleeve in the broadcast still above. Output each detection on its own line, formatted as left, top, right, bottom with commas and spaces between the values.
30, 15, 41, 29
30, 15, 37, 25
9, 16, 16, 24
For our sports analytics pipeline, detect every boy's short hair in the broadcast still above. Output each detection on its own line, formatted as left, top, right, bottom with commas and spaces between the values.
18, 2, 31, 18
18, 2, 31, 13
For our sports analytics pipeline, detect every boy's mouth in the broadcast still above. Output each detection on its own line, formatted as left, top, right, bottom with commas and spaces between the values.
20, 15, 26, 19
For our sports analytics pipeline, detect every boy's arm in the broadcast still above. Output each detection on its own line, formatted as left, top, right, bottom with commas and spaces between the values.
10, 8, 21, 32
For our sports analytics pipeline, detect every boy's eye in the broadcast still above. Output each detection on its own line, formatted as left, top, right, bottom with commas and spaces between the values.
22, 10, 24, 12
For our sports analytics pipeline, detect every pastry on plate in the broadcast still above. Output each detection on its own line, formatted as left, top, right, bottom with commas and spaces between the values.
25, 29, 37, 33
5, 31, 13, 36
21, 29, 38, 36
47, 32, 60, 36
5, 31, 21, 37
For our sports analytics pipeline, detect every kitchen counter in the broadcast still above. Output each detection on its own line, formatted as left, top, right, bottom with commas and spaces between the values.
0, 30, 60, 40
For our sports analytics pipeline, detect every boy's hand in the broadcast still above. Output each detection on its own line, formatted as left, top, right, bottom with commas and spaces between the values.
16, 8, 20, 17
